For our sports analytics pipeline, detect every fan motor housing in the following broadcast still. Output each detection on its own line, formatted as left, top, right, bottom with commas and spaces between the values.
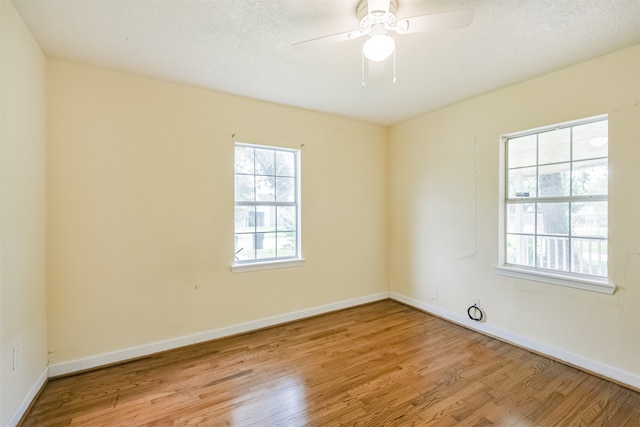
356, 0, 399, 18
357, 0, 398, 33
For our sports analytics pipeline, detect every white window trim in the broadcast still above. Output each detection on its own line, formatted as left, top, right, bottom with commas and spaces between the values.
231, 258, 306, 273
495, 265, 615, 294
232, 142, 303, 271
497, 115, 615, 294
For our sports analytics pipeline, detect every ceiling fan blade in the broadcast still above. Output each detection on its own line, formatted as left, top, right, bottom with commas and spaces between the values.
368, 0, 391, 14
397, 9, 475, 34
292, 30, 364, 47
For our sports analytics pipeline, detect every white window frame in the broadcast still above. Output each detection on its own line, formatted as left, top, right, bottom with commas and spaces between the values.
496, 115, 615, 294
232, 143, 304, 273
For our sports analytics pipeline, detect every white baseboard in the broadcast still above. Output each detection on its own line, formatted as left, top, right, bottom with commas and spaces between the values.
390, 292, 640, 390
6, 366, 48, 427
48, 292, 390, 378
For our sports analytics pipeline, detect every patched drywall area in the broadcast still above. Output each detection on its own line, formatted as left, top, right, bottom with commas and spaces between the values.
389, 45, 640, 381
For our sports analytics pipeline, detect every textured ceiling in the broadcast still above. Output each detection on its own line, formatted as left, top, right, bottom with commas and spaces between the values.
12, 0, 640, 126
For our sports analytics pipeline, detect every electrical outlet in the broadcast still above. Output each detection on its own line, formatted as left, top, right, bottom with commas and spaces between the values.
13, 345, 21, 371
473, 298, 480, 306
432, 288, 438, 300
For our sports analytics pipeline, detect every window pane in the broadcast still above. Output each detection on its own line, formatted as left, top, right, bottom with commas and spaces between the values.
507, 203, 535, 234
503, 118, 608, 281
255, 176, 275, 201
277, 232, 297, 257
277, 206, 296, 231
276, 151, 295, 177
506, 234, 535, 267
573, 120, 608, 161
235, 206, 255, 233
572, 158, 608, 196
235, 146, 254, 174
508, 135, 537, 168
537, 202, 569, 235
508, 167, 536, 198
276, 177, 295, 202
572, 202, 607, 238
538, 162, 570, 197
255, 149, 275, 175
539, 128, 570, 165
235, 234, 256, 261
256, 232, 277, 259
572, 238, 607, 277
234, 144, 300, 265
235, 175, 254, 202
256, 206, 276, 232
537, 236, 569, 272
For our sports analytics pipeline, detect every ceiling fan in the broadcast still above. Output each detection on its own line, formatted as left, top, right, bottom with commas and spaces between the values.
294, 0, 474, 83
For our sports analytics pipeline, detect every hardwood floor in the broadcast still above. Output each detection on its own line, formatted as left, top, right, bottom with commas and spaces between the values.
22, 300, 640, 426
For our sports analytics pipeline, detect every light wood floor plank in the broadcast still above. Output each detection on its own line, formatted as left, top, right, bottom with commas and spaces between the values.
20, 300, 640, 426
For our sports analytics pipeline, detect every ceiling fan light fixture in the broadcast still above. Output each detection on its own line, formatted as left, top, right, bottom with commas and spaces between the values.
362, 34, 395, 62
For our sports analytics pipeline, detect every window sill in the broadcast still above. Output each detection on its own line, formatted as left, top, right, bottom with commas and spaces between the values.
495, 265, 616, 295
231, 258, 306, 273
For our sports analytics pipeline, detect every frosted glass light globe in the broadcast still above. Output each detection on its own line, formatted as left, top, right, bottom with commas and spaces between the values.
363, 34, 395, 62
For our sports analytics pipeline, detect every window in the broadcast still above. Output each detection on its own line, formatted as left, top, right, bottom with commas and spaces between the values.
233, 143, 302, 270
498, 116, 614, 293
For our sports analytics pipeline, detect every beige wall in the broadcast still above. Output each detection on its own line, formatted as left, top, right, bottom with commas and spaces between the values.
46, 59, 389, 365
389, 45, 640, 376
0, 1, 48, 424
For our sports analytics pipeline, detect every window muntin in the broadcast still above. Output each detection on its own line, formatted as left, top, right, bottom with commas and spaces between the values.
234, 143, 300, 264
504, 116, 608, 280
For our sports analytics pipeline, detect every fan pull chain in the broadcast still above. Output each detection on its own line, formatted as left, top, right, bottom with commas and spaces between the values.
393, 49, 397, 83
360, 46, 396, 86
361, 51, 366, 88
